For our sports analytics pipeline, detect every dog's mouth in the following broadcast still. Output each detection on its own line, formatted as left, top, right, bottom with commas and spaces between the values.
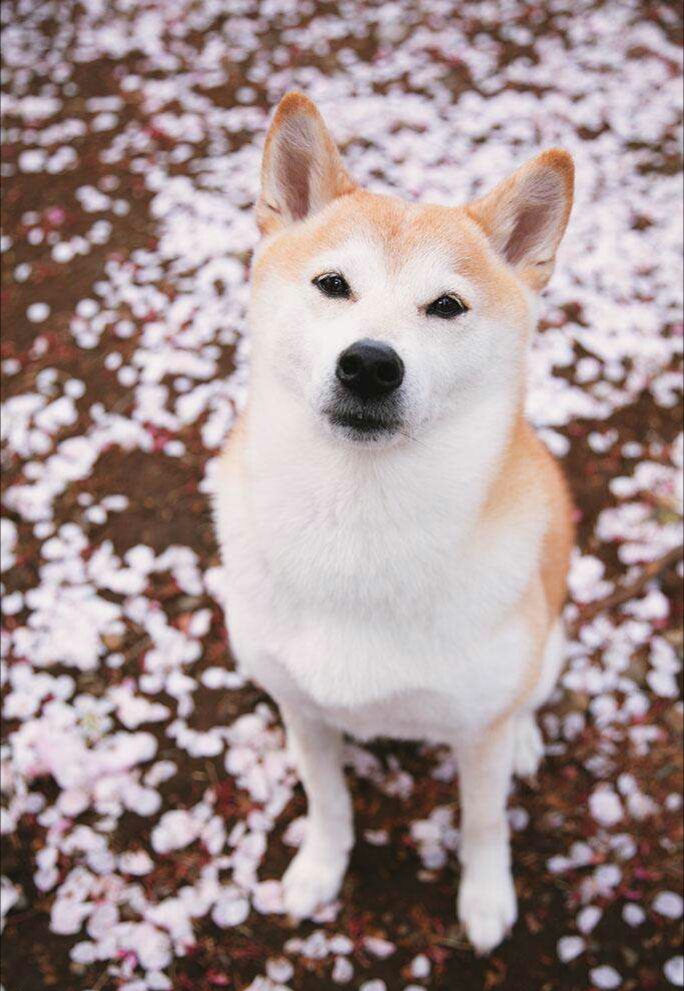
325, 408, 402, 441
329, 410, 400, 433
322, 387, 405, 444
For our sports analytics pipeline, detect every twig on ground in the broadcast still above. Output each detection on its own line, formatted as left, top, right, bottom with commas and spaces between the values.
567, 544, 683, 638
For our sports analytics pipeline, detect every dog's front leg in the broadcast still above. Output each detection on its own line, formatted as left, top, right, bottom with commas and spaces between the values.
456, 718, 518, 954
280, 705, 354, 919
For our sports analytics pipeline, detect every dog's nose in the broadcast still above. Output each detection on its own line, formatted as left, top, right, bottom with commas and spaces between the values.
336, 339, 405, 400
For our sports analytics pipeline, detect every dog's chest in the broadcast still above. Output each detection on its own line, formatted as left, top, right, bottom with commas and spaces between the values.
218, 460, 538, 728
251, 454, 482, 614
219, 492, 530, 724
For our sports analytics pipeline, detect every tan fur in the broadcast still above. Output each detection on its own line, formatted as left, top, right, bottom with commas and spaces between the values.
484, 417, 575, 616
219, 412, 247, 479
483, 416, 575, 718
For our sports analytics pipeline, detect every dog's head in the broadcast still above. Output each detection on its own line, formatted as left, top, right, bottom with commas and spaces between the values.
250, 93, 573, 446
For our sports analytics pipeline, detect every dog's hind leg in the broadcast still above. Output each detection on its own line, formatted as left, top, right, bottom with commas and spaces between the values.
512, 714, 544, 778
513, 620, 566, 779
280, 705, 354, 919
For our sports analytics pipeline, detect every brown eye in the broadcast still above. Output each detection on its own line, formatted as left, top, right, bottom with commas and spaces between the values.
313, 273, 352, 298
426, 294, 468, 319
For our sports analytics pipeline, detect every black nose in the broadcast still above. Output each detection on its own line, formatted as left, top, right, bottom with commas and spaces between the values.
336, 339, 405, 400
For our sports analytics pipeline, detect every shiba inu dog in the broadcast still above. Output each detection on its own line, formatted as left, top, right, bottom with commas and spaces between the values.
214, 92, 575, 954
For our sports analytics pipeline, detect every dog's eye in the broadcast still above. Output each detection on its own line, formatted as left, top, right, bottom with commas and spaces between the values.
313, 273, 352, 299
426, 294, 469, 319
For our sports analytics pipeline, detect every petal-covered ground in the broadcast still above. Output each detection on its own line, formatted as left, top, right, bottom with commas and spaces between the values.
1, 2, 683, 990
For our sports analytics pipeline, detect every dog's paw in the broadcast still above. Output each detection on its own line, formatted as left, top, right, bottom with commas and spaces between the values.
458, 866, 517, 955
282, 842, 348, 919
513, 715, 544, 779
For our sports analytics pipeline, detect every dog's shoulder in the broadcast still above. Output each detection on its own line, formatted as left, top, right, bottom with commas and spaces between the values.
481, 416, 575, 615
481, 416, 571, 516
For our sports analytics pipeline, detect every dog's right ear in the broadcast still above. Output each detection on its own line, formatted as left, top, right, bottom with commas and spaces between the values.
466, 150, 574, 292
256, 92, 357, 236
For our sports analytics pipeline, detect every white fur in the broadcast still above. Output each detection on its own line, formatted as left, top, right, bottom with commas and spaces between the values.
213, 201, 566, 954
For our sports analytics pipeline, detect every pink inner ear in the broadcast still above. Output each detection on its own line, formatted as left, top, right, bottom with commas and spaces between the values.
505, 203, 548, 265
503, 168, 566, 266
277, 143, 310, 221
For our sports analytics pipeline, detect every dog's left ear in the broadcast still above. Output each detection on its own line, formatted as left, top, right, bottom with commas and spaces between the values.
257, 92, 357, 236
467, 150, 574, 291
